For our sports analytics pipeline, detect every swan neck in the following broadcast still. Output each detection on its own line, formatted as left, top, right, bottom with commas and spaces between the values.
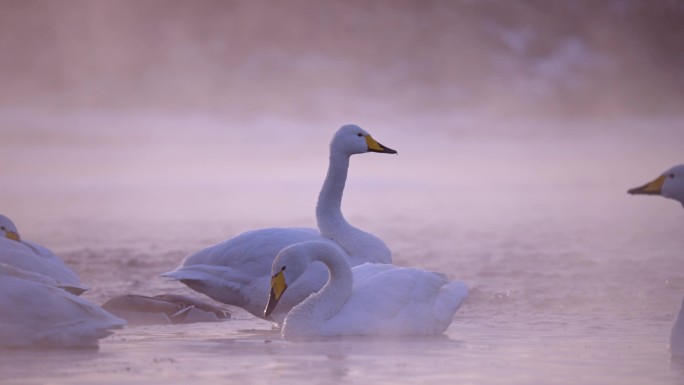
284, 246, 353, 335
316, 152, 350, 228
307, 249, 353, 319
314, 249, 353, 298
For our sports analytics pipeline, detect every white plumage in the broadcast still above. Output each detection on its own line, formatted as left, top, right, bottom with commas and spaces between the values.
0, 214, 89, 295
628, 164, 684, 356
265, 241, 468, 338
0, 263, 125, 348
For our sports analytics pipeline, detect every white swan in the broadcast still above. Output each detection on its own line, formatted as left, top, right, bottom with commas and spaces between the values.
162, 125, 397, 323
0, 214, 89, 295
101, 293, 230, 325
0, 263, 125, 348
264, 241, 468, 338
628, 164, 684, 356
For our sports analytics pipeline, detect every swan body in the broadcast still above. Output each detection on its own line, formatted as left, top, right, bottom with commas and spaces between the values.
265, 241, 468, 338
628, 164, 684, 356
102, 293, 230, 325
163, 125, 397, 323
0, 215, 89, 295
0, 263, 125, 348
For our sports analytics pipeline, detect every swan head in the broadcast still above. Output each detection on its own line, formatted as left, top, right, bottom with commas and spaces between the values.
331, 124, 397, 156
0, 215, 20, 241
628, 164, 684, 207
264, 241, 324, 317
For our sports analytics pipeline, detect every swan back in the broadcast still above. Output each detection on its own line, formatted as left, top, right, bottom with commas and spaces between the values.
0, 263, 125, 348
321, 265, 468, 336
0, 215, 88, 294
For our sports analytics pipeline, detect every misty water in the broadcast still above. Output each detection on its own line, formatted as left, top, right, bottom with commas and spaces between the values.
1, 110, 683, 384
2, 1, 684, 383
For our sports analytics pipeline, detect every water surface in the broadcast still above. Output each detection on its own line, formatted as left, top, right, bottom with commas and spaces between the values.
1, 112, 683, 384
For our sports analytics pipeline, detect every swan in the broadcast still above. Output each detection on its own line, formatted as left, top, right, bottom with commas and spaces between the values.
265, 241, 468, 338
162, 124, 397, 323
628, 164, 684, 356
0, 263, 125, 348
0, 214, 89, 295
102, 293, 230, 325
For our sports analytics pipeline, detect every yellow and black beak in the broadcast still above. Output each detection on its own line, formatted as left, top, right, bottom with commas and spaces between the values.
365, 135, 397, 154
628, 175, 666, 196
5, 231, 20, 241
264, 269, 288, 318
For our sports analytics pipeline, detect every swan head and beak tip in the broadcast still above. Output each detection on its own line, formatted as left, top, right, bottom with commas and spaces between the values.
0, 215, 20, 241
5, 230, 20, 241
365, 135, 397, 154
628, 175, 666, 196
264, 269, 288, 318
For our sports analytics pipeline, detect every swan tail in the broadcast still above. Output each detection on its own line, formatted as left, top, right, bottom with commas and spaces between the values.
433, 281, 468, 333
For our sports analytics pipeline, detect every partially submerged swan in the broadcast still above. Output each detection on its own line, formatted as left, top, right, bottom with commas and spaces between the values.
163, 125, 397, 323
102, 294, 230, 325
265, 241, 468, 338
0, 215, 89, 295
628, 164, 684, 357
0, 263, 125, 348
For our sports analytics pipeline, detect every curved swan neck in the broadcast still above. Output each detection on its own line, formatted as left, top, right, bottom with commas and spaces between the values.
313, 247, 354, 300
316, 151, 350, 228
283, 245, 353, 336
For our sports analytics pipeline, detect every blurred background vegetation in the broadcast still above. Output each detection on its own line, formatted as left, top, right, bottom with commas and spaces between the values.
1, 0, 683, 119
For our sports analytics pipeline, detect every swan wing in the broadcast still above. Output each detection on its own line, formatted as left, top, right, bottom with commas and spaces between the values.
0, 239, 89, 293
162, 227, 343, 319
162, 263, 263, 307
172, 227, 326, 275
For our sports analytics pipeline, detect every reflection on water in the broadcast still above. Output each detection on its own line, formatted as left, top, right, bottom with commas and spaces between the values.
0, 319, 679, 385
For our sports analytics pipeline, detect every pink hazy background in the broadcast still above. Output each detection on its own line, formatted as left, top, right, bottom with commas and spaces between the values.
1, 0, 683, 226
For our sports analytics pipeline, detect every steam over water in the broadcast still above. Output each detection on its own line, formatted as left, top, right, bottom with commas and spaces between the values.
1, 1, 684, 384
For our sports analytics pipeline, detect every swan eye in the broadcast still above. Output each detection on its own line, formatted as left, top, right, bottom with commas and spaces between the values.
0, 226, 4, 230
357, 133, 363, 137
669, 173, 676, 178
281, 266, 286, 271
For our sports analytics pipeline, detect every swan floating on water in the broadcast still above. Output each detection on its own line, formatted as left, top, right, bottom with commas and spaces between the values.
628, 164, 684, 357
264, 241, 468, 338
102, 293, 230, 325
0, 214, 89, 295
162, 124, 397, 323
0, 263, 125, 348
